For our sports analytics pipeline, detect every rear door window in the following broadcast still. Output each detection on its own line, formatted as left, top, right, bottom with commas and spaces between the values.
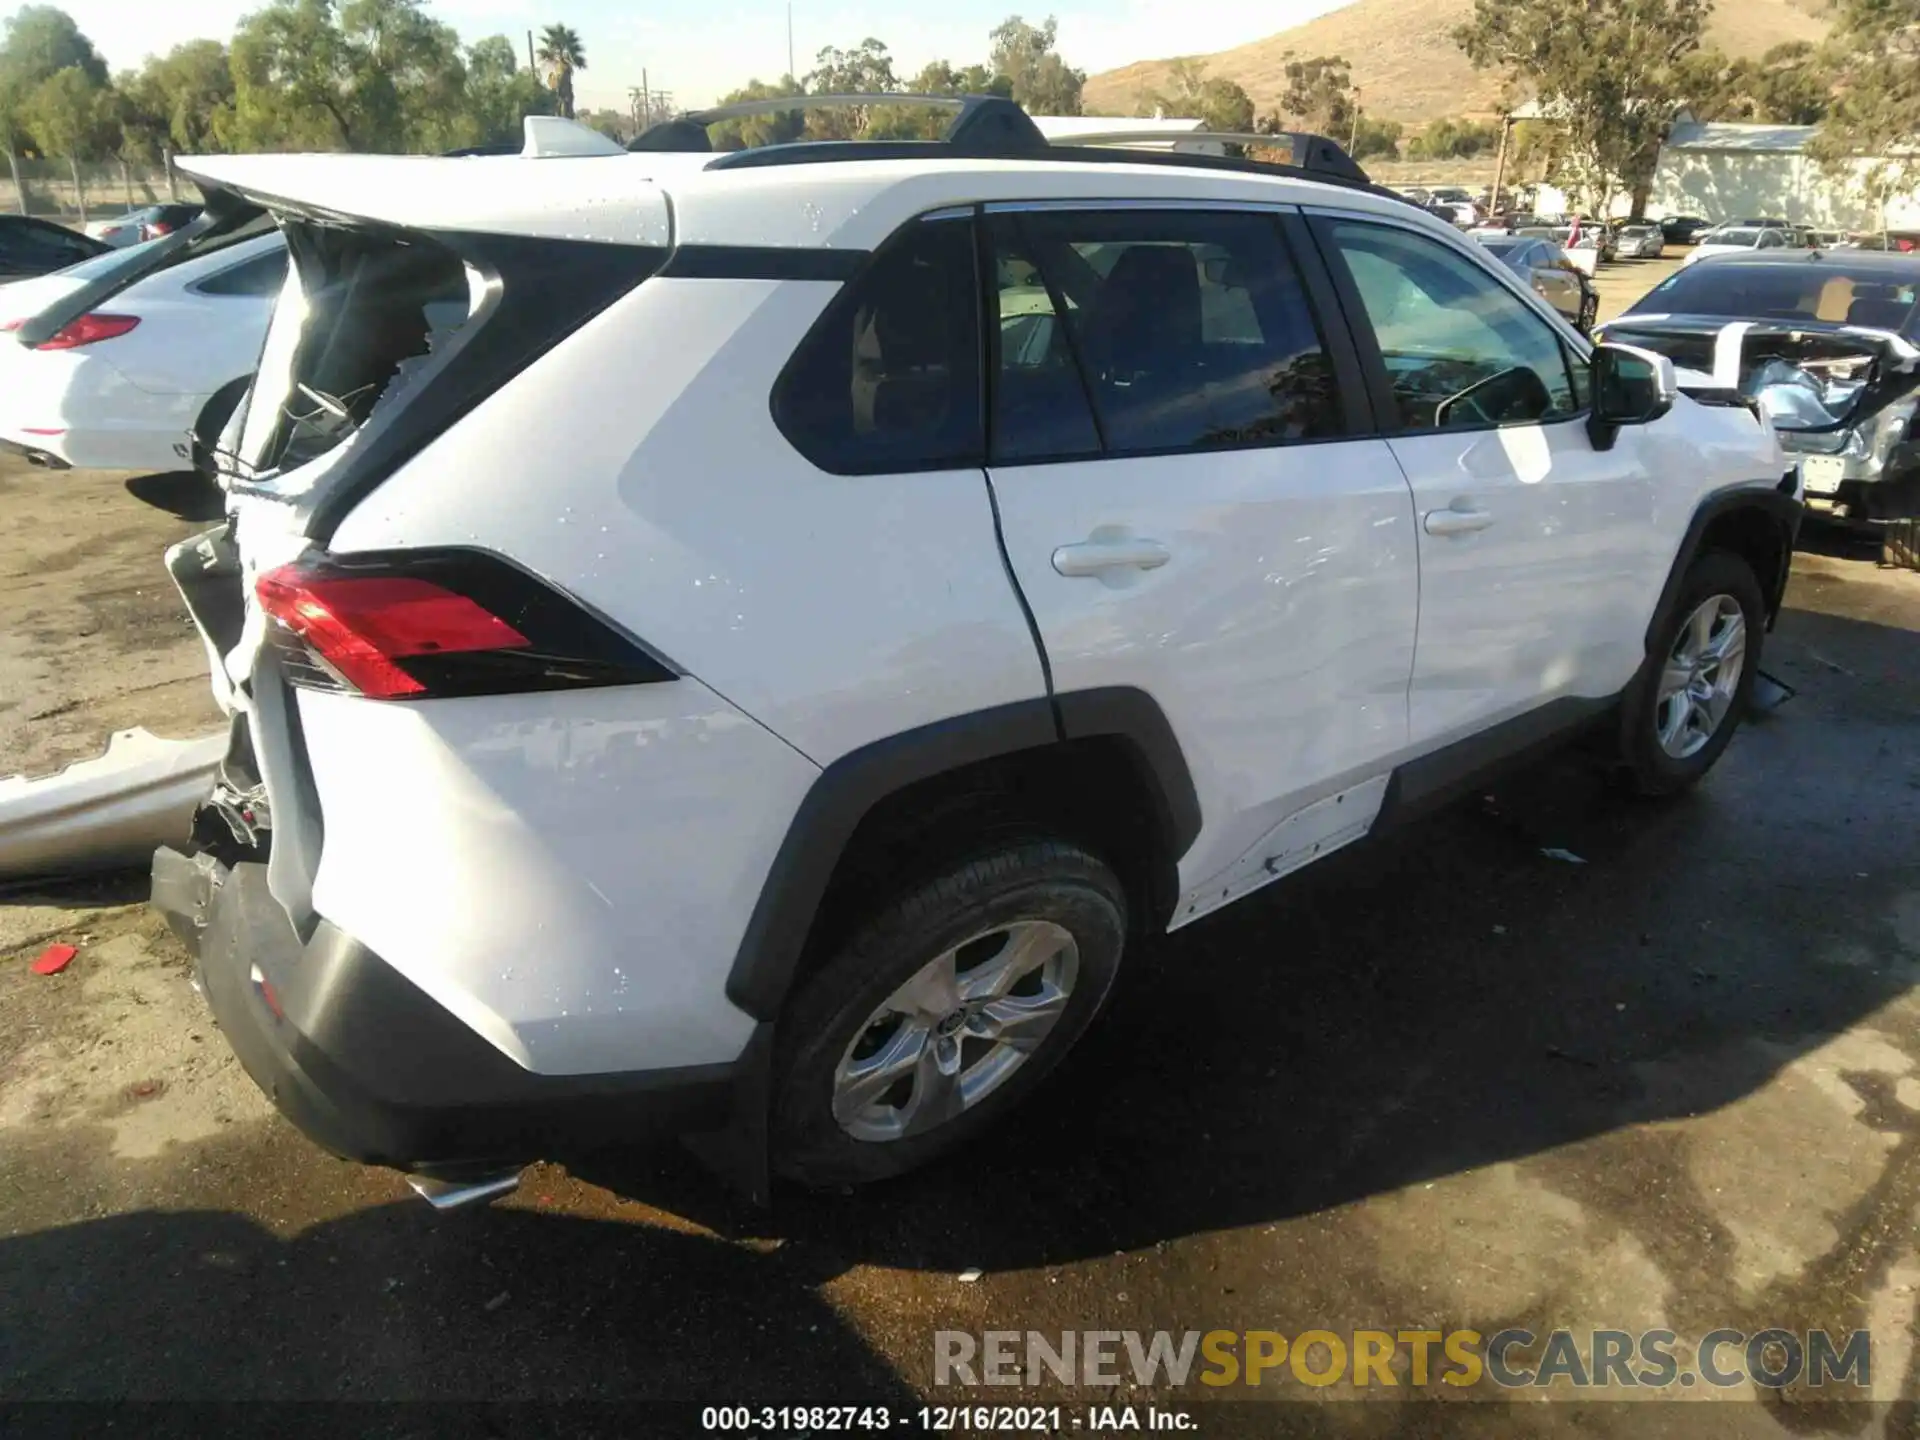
772, 217, 983, 475
1002, 209, 1343, 455
987, 215, 1102, 464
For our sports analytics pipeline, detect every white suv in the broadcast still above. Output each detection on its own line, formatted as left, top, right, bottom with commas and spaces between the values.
40, 101, 1798, 1201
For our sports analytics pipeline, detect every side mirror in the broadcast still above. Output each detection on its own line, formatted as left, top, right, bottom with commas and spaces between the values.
1587, 342, 1677, 451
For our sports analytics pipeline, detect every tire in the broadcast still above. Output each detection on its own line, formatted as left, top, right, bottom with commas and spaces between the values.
1617, 549, 1765, 795
771, 839, 1128, 1188
190, 378, 250, 484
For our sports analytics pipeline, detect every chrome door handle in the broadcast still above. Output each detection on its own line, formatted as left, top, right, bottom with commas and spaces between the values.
1424, 507, 1495, 537
1052, 538, 1172, 577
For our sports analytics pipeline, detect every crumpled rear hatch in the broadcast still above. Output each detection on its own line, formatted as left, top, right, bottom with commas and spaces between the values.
153, 143, 672, 931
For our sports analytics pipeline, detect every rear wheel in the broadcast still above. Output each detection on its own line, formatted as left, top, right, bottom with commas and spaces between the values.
1617, 549, 1764, 794
771, 839, 1127, 1187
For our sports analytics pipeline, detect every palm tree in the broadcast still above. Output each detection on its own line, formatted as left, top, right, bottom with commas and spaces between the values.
537, 24, 587, 119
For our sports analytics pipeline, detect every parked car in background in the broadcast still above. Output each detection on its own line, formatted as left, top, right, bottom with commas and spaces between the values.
1427, 198, 1480, 228
1471, 233, 1600, 330
0, 231, 286, 476
1552, 219, 1617, 263
85, 204, 204, 249
0, 215, 107, 282
1472, 212, 1554, 236
1681, 226, 1793, 266
1600, 249, 1920, 525
1618, 223, 1665, 259
1660, 215, 1715, 246
1808, 229, 1848, 249
1846, 232, 1920, 252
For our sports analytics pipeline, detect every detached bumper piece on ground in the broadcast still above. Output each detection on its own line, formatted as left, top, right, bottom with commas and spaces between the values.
0, 727, 224, 879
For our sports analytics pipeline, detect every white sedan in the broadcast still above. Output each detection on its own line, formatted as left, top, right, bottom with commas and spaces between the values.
1680, 226, 1794, 266
0, 232, 285, 475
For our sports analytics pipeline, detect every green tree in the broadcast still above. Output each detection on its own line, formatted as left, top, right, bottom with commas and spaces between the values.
1406, 116, 1499, 160
1273, 53, 1355, 137
0, 5, 108, 153
536, 23, 585, 119
706, 76, 809, 149
462, 34, 551, 148
230, 0, 469, 153
989, 15, 1083, 115
1144, 60, 1253, 134
1350, 114, 1402, 161
230, 0, 363, 150
803, 38, 897, 138
125, 41, 237, 156
1455, 0, 1708, 218
21, 63, 110, 216
1679, 42, 1831, 124
1808, 0, 1920, 228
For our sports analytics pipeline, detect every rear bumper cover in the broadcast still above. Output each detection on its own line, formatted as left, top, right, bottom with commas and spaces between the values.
151, 847, 739, 1175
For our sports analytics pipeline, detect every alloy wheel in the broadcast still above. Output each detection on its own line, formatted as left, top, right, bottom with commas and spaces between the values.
832, 920, 1079, 1143
1654, 594, 1747, 759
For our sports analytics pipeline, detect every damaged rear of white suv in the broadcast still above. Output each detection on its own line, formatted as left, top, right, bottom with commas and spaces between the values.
102, 106, 1800, 1207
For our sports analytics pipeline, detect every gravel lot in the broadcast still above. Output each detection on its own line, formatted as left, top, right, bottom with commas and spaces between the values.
2, 255, 1918, 1434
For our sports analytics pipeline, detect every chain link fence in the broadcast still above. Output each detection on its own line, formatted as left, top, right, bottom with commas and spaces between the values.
2, 156, 183, 223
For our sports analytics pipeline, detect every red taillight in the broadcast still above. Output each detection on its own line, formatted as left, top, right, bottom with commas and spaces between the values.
35, 314, 140, 351
257, 566, 531, 700
145, 221, 174, 238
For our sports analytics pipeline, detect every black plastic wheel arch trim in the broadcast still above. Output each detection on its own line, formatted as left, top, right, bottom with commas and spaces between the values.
1644, 483, 1803, 649
723, 688, 1200, 1020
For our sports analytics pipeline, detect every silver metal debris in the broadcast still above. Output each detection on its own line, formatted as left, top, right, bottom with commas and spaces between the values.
0, 727, 225, 878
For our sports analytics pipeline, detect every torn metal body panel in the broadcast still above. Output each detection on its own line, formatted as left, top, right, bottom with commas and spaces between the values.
1600, 315, 1920, 521
0, 728, 227, 877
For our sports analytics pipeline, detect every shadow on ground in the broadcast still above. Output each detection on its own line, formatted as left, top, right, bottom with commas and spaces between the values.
568, 602, 1920, 1279
124, 470, 222, 523
0, 1194, 916, 1414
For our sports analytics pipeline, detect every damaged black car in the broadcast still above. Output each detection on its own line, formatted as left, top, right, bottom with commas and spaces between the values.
1598, 250, 1920, 526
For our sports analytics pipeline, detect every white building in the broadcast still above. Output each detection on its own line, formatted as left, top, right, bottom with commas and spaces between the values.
1649, 115, 1920, 228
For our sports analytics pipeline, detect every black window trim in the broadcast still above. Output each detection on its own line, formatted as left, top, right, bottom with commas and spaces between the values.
1302, 206, 1597, 443
977, 208, 1109, 466
186, 244, 292, 299
976, 200, 1378, 469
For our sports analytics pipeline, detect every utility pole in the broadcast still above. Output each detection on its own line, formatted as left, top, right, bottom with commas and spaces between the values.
1491, 113, 1512, 216
787, 3, 795, 82
1349, 88, 1362, 153
642, 68, 651, 128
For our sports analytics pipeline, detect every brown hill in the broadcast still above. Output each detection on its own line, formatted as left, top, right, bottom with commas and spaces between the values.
1082, 0, 1832, 125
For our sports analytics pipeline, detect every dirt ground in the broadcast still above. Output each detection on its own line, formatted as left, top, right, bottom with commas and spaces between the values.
3, 269, 1920, 1432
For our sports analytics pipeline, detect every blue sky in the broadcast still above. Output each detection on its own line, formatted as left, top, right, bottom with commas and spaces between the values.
42, 0, 1347, 112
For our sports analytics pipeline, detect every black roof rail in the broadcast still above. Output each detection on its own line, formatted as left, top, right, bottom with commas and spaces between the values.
629, 93, 1049, 156
628, 92, 1414, 205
